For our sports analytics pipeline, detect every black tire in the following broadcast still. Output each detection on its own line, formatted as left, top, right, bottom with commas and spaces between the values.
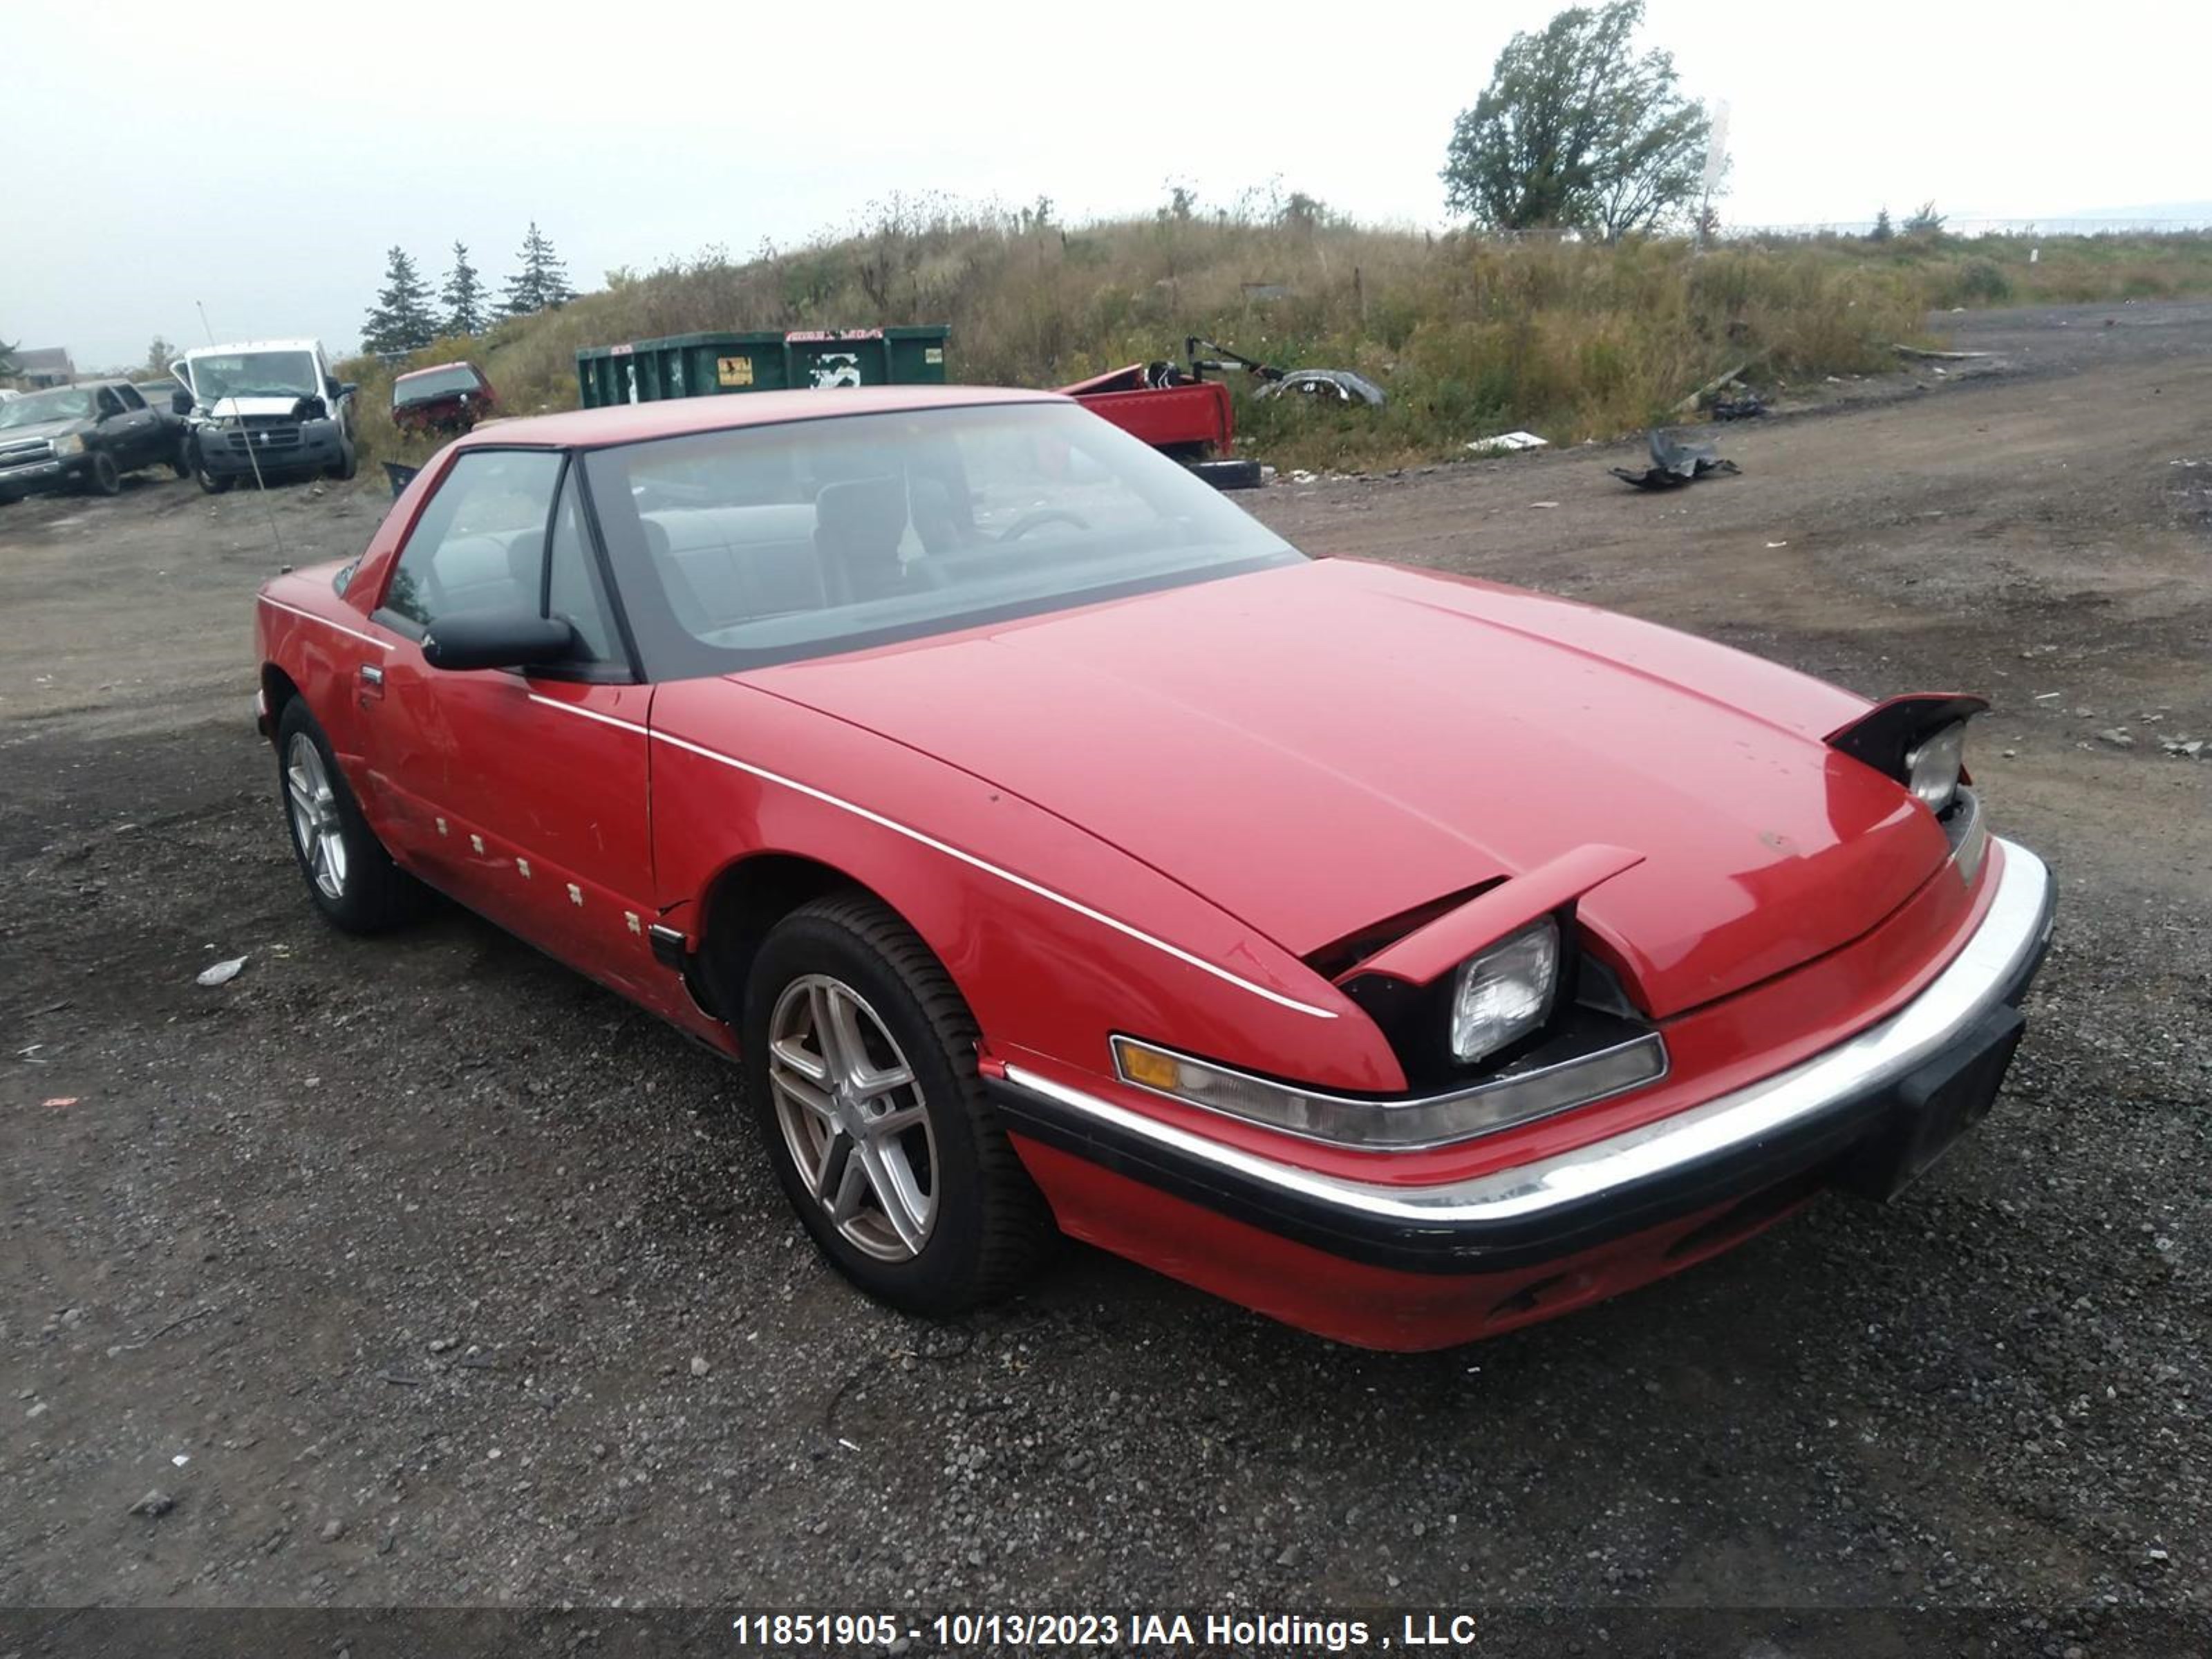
274, 699, 424, 934
326, 439, 358, 482
168, 439, 191, 479
1190, 456, 1264, 491
742, 892, 1053, 1316
86, 451, 122, 496
196, 453, 234, 495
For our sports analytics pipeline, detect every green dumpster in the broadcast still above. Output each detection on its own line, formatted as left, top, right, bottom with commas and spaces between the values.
575, 326, 948, 409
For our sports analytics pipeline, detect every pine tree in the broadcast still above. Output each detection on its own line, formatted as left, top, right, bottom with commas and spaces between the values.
500, 222, 575, 317
361, 246, 437, 355
440, 241, 487, 336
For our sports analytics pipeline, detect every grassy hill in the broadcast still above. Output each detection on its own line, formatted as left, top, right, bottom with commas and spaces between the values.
343, 209, 2212, 474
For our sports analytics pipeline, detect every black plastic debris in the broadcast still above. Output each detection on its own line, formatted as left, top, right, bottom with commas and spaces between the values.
1610, 429, 1741, 491
1709, 391, 1767, 421
383, 460, 421, 500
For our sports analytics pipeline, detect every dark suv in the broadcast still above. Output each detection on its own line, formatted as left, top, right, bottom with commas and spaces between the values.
0, 379, 189, 503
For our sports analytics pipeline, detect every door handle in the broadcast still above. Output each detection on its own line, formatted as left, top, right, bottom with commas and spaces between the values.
358, 662, 385, 703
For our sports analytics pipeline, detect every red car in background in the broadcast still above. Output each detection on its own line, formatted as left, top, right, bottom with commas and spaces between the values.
391, 361, 496, 437
252, 387, 2053, 1350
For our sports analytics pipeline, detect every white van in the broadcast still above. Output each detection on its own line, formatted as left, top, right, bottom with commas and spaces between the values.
173, 339, 357, 494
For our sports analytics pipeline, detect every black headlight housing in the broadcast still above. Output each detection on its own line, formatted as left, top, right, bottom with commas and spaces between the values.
1335, 903, 1650, 1091
1826, 693, 1987, 819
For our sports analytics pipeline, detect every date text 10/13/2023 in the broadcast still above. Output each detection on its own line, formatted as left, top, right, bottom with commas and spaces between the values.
729, 1612, 1485, 1651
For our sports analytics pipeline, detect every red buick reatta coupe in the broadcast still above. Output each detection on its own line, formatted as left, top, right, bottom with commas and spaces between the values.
254, 386, 2053, 1350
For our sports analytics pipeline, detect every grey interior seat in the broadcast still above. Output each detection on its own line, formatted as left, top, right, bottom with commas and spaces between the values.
816, 476, 933, 603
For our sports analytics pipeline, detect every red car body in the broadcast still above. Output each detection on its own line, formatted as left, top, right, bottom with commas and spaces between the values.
391, 362, 496, 437
254, 387, 2053, 1350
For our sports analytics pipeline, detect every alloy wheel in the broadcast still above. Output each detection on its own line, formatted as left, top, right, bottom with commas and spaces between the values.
285, 732, 348, 900
767, 973, 937, 1262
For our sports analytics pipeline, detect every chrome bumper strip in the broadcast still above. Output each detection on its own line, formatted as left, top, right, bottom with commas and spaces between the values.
1001, 840, 2053, 1235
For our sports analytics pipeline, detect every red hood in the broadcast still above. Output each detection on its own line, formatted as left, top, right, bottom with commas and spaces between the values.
742, 559, 1950, 1018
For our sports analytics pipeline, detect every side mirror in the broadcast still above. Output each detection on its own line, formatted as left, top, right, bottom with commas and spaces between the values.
420, 610, 577, 673
171, 391, 193, 416
337, 382, 358, 400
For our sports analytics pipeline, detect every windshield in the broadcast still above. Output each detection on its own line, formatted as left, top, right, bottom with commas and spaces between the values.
185, 350, 319, 403
583, 401, 1303, 675
395, 365, 482, 402
0, 386, 93, 429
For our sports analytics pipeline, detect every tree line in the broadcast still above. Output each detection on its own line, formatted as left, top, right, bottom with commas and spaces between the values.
361, 223, 576, 357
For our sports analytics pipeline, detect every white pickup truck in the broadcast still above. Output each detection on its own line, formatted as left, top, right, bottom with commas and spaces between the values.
172, 339, 357, 494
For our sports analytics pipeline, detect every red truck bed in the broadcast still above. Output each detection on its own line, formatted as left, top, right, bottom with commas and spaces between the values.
1060, 364, 1234, 459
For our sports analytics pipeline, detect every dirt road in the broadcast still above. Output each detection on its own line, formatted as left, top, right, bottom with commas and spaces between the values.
3, 306, 2206, 1651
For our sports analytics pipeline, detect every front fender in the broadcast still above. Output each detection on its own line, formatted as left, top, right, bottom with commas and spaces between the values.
254, 570, 381, 774
649, 678, 1403, 1095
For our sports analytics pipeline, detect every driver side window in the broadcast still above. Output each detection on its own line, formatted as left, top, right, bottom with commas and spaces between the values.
384, 450, 563, 630
95, 388, 123, 419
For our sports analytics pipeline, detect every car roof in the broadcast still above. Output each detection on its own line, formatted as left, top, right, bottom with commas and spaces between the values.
451, 384, 1067, 451
395, 362, 481, 383
182, 339, 319, 355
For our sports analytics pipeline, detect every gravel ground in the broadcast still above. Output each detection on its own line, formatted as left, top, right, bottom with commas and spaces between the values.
1, 305, 2207, 1656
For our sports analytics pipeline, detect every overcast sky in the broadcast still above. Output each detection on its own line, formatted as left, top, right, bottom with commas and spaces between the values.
8, 0, 2209, 370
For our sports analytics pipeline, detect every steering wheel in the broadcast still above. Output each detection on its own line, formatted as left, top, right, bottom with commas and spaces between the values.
997, 508, 1091, 541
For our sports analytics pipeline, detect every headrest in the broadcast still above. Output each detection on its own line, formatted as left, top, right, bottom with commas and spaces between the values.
814, 476, 907, 551
505, 530, 541, 593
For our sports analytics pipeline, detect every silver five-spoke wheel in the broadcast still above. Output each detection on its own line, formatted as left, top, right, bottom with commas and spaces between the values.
767, 973, 936, 1262
285, 731, 348, 901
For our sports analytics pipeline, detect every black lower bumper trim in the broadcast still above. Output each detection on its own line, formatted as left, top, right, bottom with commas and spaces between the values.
991, 1072, 1884, 1274
991, 902, 2051, 1277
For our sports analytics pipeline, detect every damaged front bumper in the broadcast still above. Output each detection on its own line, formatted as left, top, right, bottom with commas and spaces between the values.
0, 453, 94, 498
194, 419, 346, 478
988, 839, 2054, 1287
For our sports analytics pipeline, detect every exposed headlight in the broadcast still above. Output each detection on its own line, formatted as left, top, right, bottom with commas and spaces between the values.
1450, 917, 1560, 1064
53, 433, 84, 455
1906, 720, 1969, 815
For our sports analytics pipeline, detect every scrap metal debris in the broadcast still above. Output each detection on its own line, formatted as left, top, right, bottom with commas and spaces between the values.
1673, 355, 1767, 416
1254, 368, 1387, 406
1466, 430, 1549, 456
1183, 337, 1387, 408
1610, 430, 1742, 491
1709, 391, 1768, 420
